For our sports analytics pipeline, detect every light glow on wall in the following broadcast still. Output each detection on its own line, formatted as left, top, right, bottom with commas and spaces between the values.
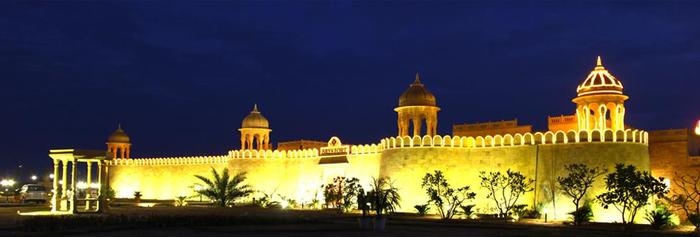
695, 120, 700, 135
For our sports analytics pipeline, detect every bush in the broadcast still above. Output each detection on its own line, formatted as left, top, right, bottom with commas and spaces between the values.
521, 207, 542, 219
568, 203, 594, 225
174, 196, 187, 207
645, 204, 676, 230
461, 204, 476, 219
414, 204, 430, 216
689, 213, 700, 227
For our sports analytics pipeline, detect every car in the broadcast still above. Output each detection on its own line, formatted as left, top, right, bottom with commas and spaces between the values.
19, 184, 48, 203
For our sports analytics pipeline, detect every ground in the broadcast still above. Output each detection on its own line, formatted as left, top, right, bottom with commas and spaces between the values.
0, 204, 695, 237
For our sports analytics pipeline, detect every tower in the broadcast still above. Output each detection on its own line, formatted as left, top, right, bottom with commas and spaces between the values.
573, 56, 628, 132
239, 104, 271, 150
106, 124, 131, 159
395, 73, 440, 137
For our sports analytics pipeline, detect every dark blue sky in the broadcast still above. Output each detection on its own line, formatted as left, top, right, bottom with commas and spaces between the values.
1, 1, 699, 176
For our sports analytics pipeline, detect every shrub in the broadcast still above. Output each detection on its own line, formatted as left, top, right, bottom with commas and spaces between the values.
133, 191, 142, 203
174, 196, 187, 207
645, 204, 676, 230
414, 204, 430, 216
688, 213, 700, 229
568, 202, 594, 225
461, 204, 476, 219
557, 163, 606, 225
479, 169, 534, 220
597, 164, 667, 224
422, 170, 476, 220
368, 177, 401, 218
193, 168, 253, 207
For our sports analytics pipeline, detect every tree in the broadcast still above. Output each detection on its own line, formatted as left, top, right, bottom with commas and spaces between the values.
322, 176, 361, 212
479, 169, 534, 219
557, 163, 606, 225
194, 167, 253, 207
368, 177, 401, 218
421, 170, 476, 219
667, 171, 700, 230
596, 164, 667, 224
342, 177, 361, 212
322, 179, 342, 209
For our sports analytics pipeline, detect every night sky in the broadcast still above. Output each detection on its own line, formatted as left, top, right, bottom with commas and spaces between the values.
1, 1, 699, 178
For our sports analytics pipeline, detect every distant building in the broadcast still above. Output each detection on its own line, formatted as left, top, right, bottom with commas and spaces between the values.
453, 119, 532, 137
277, 140, 327, 151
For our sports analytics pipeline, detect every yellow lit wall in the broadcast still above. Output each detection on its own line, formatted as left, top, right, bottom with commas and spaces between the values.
109, 137, 649, 223
378, 142, 649, 223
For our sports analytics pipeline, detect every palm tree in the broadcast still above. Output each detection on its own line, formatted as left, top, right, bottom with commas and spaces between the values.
194, 168, 253, 207
369, 177, 401, 218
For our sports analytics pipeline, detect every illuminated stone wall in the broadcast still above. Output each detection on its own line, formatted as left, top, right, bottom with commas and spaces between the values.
378, 142, 649, 222
108, 131, 649, 223
108, 151, 382, 204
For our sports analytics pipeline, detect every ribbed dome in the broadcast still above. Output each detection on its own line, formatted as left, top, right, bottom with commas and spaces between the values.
576, 56, 624, 96
107, 124, 130, 143
398, 73, 437, 107
241, 104, 269, 129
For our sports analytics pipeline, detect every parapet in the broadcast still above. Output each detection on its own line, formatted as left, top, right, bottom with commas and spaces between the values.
382, 129, 648, 149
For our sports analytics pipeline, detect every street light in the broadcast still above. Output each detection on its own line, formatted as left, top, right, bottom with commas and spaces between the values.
31, 175, 37, 181
49, 173, 54, 179
0, 179, 15, 187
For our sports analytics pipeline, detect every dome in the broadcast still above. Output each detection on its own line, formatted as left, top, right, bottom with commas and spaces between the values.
107, 124, 130, 143
398, 73, 437, 107
576, 56, 624, 97
241, 104, 270, 129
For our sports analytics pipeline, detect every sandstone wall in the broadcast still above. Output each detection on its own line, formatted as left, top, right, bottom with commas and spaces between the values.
379, 142, 649, 222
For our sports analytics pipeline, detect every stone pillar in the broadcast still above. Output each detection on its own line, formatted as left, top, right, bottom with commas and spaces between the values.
97, 161, 103, 211
412, 117, 421, 137
86, 161, 92, 210
61, 160, 68, 197
70, 160, 77, 213
240, 134, 246, 150
51, 160, 59, 212
256, 134, 262, 150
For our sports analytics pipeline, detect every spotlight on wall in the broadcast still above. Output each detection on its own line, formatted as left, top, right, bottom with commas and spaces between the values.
694, 120, 699, 136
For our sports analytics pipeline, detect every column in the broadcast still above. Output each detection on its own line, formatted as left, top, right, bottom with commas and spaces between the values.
609, 104, 618, 131
120, 145, 126, 159
583, 106, 590, 131
70, 160, 76, 213
256, 134, 262, 150
86, 161, 92, 210
61, 160, 68, 197
412, 117, 421, 137
247, 134, 253, 150
240, 134, 246, 150
97, 161, 103, 211
51, 160, 59, 212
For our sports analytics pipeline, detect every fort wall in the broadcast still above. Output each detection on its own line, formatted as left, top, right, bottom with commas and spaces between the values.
108, 129, 649, 222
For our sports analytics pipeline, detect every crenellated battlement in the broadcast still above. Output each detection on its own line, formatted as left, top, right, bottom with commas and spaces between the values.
381, 129, 648, 149
228, 148, 319, 159
109, 129, 646, 166
108, 155, 230, 166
